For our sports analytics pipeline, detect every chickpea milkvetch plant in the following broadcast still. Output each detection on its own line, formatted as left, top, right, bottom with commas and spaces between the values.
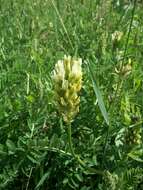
52, 55, 107, 175
52, 55, 86, 166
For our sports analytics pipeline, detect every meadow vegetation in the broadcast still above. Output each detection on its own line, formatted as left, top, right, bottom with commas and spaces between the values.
0, 0, 143, 189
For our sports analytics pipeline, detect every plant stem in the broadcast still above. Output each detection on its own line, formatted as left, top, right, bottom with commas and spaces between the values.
101, 0, 137, 168
67, 123, 104, 175
67, 123, 85, 166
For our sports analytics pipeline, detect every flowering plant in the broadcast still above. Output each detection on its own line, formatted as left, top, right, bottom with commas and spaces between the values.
53, 55, 82, 123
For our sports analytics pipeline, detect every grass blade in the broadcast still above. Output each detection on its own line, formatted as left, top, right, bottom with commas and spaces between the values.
86, 61, 109, 125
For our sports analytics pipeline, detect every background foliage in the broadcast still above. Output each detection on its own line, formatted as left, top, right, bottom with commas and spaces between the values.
0, 0, 143, 189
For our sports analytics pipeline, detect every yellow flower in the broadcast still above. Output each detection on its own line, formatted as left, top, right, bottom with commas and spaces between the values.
112, 31, 123, 42
53, 55, 82, 123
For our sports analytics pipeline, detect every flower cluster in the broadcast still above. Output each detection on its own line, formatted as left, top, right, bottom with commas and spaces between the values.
112, 31, 123, 42
125, 126, 142, 146
53, 55, 82, 123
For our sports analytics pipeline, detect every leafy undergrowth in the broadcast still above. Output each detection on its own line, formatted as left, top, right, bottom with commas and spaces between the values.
0, 0, 143, 189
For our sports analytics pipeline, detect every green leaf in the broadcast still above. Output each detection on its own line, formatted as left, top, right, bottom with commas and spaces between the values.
81, 186, 90, 190
35, 171, 50, 189
87, 61, 109, 125
71, 178, 79, 187
63, 178, 68, 185
27, 155, 39, 164
128, 150, 143, 162
49, 134, 59, 147
74, 173, 83, 182
0, 144, 7, 155
6, 139, 16, 154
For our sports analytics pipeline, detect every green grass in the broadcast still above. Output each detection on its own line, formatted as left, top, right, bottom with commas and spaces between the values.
0, 0, 143, 189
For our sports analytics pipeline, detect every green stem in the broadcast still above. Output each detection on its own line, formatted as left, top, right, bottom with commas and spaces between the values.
67, 123, 104, 175
67, 123, 85, 166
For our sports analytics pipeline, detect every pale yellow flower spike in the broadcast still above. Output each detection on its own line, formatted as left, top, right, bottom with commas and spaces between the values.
53, 55, 82, 124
